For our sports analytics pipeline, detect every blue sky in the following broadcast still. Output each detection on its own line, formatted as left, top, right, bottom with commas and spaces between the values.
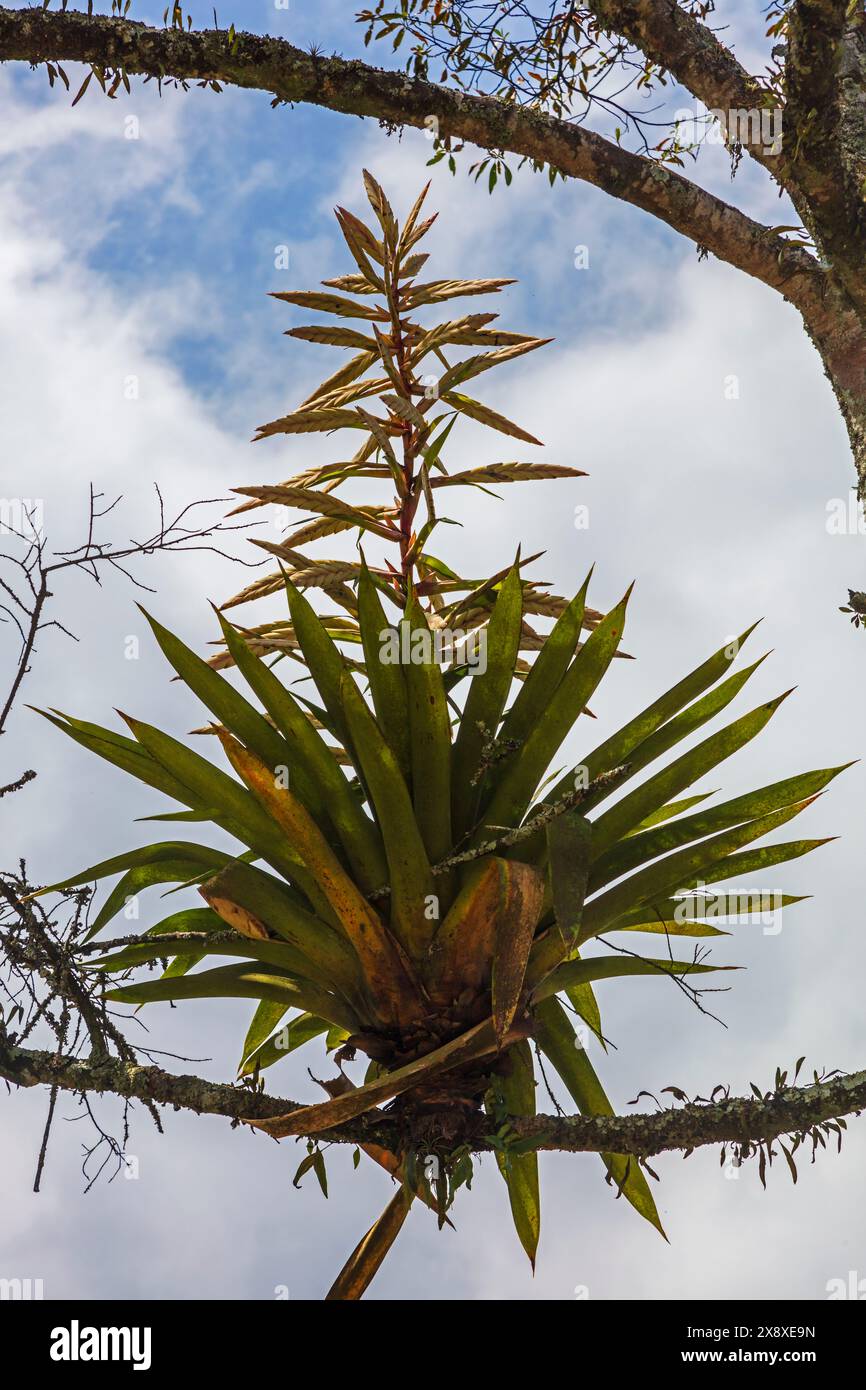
2, 2, 865, 1302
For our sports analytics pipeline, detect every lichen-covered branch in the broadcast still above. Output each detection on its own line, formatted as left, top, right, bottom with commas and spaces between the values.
786, 2, 866, 318
2, 1026, 863, 1159
517, 1068, 866, 1156
0, 6, 825, 316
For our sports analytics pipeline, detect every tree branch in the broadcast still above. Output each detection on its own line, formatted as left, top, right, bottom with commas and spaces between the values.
520, 1068, 866, 1156
2, 1025, 863, 1159
0, 5, 826, 317
785, 1, 866, 317
787, 0, 849, 167
590, 0, 781, 172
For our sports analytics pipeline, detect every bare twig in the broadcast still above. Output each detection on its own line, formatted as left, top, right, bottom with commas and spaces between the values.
0, 484, 259, 739
0, 484, 260, 1184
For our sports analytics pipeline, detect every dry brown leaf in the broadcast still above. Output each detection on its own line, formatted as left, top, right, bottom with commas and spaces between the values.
491, 861, 546, 1046
245, 1014, 530, 1138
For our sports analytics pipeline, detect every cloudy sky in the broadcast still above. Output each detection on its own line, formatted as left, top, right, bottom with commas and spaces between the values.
2, 1, 865, 1301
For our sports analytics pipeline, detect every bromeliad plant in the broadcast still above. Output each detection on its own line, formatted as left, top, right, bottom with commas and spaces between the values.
37, 176, 846, 1300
